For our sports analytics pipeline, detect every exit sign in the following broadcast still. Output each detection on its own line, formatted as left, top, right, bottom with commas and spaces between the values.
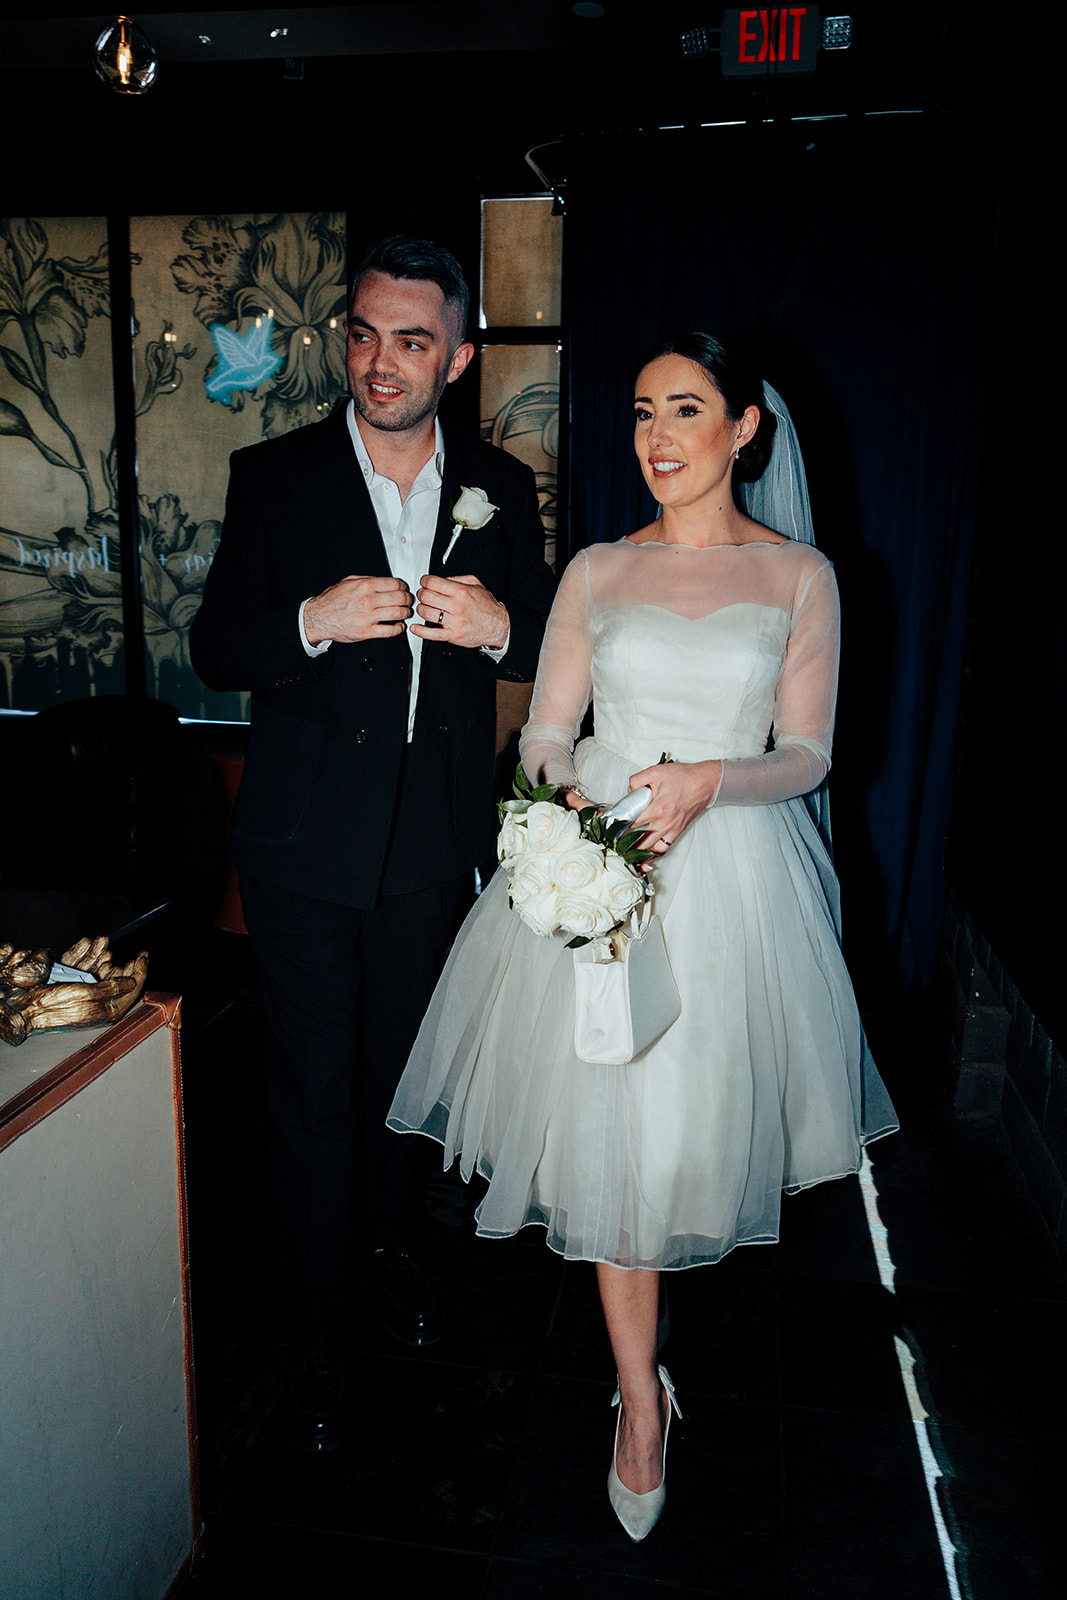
722, 7, 821, 76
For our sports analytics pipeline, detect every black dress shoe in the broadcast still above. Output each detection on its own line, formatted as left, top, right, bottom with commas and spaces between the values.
278, 1341, 348, 1452
371, 1249, 442, 1347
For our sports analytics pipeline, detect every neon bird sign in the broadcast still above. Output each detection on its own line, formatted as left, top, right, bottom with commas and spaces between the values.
204, 319, 283, 405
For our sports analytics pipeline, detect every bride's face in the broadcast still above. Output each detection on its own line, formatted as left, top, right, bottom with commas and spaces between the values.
633, 354, 750, 508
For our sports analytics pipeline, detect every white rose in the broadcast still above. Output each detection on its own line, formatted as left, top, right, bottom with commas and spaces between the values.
556, 890, 617, 941
516, 892, 563, 939
508, 852, 556, 905
551, 841, 604, 892
509, 859, 562, 937
523, 801, 581, 853
497, 813, 530, 867
452, 485, 498, 529
600, 852, 646, 916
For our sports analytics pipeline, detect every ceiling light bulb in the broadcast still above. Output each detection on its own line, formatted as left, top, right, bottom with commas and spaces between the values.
94, 15, 158, 94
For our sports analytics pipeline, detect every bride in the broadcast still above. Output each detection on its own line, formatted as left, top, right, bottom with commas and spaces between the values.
389, 332, 897, 1539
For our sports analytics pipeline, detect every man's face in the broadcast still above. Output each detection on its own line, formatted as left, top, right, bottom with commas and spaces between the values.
345, 269, 473, 435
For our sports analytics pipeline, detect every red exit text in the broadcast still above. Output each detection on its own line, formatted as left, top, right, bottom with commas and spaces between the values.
721, 6, 820, 77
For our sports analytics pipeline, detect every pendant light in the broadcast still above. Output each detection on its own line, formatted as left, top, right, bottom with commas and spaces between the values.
94, 16, 158, 94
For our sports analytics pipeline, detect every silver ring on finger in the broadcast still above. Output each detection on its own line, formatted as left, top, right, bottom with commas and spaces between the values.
438, 609, 445, 625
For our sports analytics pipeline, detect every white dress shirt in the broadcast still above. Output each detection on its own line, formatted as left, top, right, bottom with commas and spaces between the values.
299, 402, 509, 741
356, 403, 442, 739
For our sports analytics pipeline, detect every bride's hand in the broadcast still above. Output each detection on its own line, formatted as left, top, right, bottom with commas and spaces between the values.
561, 786, 589, 813
626, 760, 723, 852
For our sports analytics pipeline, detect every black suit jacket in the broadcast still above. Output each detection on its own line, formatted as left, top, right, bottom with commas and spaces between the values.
190, 402, 555, 907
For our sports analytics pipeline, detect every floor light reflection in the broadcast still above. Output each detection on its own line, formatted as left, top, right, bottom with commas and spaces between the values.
859, 1149, 964, 1600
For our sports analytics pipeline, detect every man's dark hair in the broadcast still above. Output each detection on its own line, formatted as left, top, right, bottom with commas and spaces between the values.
349, 235, 470, 343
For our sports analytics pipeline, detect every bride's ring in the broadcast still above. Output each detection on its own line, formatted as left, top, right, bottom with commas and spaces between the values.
438, 609, 445, 625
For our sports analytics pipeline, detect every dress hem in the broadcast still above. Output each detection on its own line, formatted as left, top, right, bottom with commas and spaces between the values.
387, 1116, 899, 1272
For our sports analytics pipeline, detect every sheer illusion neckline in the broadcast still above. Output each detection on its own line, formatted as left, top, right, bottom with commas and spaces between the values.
622, 537, 792, 550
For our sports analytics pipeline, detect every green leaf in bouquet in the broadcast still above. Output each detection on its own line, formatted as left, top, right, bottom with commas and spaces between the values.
511, 761, 533, 800
564, 934, 592, 949
508, 761, 560, 808
497, 797, 533, 824
619, 848, 655, 866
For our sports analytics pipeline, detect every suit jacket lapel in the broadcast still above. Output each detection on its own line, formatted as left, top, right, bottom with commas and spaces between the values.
434, 424, 481, 575
312, 409, 487, 578
308, 401, 392, 574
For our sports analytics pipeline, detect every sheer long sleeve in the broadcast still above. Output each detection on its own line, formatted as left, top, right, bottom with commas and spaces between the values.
519, 551, 593, 789
520, 540, 840, 809
712, 556, 839, 806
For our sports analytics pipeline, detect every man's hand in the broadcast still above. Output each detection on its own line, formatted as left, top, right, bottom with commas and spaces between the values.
303, 575, 413, 645
411, 573, 509, 651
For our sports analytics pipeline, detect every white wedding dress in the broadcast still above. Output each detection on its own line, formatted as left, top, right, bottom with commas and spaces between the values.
388, 536, 897, 1270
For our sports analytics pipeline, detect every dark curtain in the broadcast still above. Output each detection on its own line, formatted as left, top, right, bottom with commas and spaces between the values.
565, 116, 988, 996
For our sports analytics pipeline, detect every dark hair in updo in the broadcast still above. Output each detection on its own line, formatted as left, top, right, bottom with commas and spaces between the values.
638, 332, 777, 486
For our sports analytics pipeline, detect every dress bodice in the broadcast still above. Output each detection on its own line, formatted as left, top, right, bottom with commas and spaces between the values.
520, 538, 840, 808
592, 600, 792, 767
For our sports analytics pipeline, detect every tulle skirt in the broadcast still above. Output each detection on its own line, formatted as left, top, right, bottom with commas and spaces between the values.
387, 741, 897, 1271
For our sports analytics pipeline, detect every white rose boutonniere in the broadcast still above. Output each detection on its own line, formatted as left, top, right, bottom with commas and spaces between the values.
442, 485, 499, 564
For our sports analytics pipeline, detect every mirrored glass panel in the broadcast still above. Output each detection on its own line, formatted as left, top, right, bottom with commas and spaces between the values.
481, 199, 562, 328
479, 344, 559, 572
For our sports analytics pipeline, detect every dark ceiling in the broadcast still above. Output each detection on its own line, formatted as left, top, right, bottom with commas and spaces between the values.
4, 3, 987, 215
5, 3, 561, 67
5, 2, 979, 103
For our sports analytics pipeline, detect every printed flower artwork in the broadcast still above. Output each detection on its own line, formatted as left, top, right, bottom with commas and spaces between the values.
0, 216, 121, 707
172, 212, 347, 437
0, 212, 348, 716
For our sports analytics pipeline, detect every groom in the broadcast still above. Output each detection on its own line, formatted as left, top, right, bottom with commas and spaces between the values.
190, 235, 555, 1449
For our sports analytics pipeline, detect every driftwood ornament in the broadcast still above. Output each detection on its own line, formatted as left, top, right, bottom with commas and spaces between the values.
0, 937, 148, 1047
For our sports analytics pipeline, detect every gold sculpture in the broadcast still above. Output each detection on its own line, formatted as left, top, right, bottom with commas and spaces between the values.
0, 937, 149, 1047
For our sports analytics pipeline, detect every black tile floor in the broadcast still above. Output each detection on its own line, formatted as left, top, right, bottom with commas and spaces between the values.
173, 945, 1062, 1600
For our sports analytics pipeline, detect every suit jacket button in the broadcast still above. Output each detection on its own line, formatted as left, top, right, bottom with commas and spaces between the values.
361, 657, 375, 672
438, 721, 449, 735
441, 646, 453, 659
355, 729, 367, 743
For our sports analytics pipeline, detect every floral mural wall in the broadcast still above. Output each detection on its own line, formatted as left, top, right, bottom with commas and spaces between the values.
133, 210, 347, 720
1, 207, 561, 723
0, 217, 118, 710
0, 212, 348, 720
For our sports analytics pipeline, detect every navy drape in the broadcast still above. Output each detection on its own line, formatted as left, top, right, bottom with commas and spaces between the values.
565, 117, 987, 995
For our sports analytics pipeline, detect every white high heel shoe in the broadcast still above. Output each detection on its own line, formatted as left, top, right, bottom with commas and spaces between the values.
607, 1365, 682, 1541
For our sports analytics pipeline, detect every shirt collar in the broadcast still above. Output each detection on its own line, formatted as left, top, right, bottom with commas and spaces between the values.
346, 400, 444, 486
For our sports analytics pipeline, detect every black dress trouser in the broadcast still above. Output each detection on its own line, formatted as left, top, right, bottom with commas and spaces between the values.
240, 868, 472, 1343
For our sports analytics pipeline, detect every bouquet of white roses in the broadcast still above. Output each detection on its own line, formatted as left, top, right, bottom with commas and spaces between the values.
496, 764, 654, 948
